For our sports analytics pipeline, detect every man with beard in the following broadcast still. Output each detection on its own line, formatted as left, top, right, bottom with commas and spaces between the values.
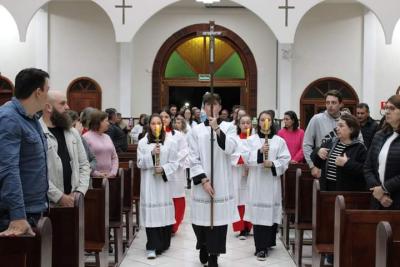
40, 90, 90, 207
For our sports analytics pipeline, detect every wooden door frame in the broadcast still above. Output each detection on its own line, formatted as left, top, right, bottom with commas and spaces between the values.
66, 77, 102, 111
300, 77, 359, 129
152, 23, 257, 116
162, 79, 247, 110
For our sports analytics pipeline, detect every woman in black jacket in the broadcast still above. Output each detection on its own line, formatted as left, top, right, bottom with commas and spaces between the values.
365, 95, 400, 210
311, 113, 367, 191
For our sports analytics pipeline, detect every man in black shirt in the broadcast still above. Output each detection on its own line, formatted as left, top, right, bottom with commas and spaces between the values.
105, 108, 128, 152
40, 91, 90, 207
356, 103, 379, 149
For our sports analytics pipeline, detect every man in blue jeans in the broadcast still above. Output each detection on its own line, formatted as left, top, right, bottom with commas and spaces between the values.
0, 68, 49, 236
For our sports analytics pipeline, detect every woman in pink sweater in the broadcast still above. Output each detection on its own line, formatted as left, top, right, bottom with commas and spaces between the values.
277, 111, 304, 164
83, 110, 118, 178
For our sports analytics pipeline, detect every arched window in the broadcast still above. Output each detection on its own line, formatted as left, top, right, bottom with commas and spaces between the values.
67, 77, 102, 112
0, 75, 14, 105
300, 77, 359, 129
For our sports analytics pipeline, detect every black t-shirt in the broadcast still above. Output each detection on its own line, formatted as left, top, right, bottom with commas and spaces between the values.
49, 127, 72, 194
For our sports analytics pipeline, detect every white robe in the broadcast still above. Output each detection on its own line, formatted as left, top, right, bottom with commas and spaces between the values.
230, 135, 251, 206
244, 134, 291, 226
130, 124, 143, 144
188, 121, 240, 226
137, 136, 179, 228
166, 130, 189, 198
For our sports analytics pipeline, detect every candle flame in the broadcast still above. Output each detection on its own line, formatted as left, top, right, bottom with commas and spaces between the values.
264, 119, 271, 131
155, 125, 161, 139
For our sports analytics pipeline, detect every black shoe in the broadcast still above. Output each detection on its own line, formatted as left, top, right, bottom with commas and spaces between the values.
208, 254, 218, 267
199, 246, 208, 264
238, 231, 247, 240
256, 250, 267, 261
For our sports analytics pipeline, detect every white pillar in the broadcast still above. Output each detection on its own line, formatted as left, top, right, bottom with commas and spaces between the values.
118, 42, 133, 117
362, 10, 378, 116
33, 7, 49, 71
277, 43, 293, 119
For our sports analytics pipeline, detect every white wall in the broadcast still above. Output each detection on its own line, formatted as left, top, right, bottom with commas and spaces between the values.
293, 3, 364, 116
131, 6, 277, 117
374, 19, 400, 118
48, 1, 119, 110
0, 5, 37, 83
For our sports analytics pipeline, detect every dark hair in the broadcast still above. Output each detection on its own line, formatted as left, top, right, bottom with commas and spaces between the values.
147, 113, 166, 143
357, 103, 370, 112
257, 110, 276, 136
80, 107, 95, 128
266, 109, 276, 120
89, 110, 108, 131
159, 108, 173, 129
169, 104, 177, 109
202, 92, 221, 105
14, 68, 49, 100
284, 110, 299, 130
325, 89, 343, 103
236, 114, 252, 135
66, 110, 79, 122
116, 112, 122, 117
105, 108, 116, 121
339, 113, 360, 140
139, 113, 147, 126
382, 95, 400, 133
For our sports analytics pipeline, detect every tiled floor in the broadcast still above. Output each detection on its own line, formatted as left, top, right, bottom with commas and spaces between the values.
120, 191, 296, 267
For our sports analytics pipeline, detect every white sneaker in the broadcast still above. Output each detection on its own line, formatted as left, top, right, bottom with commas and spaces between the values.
147, 250, 156, 259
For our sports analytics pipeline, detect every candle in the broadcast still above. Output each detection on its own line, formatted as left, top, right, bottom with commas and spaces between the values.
246, 128, 250, 138
155, 125, 161, 139
263, 118, 270, 131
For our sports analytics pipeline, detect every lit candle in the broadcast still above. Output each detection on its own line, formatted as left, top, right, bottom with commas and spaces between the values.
155, 125, 160, 139
246, 128, 250, 138
264, 118, 270, 132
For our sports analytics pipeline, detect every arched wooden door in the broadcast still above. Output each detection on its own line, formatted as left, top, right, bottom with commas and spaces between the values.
152, 23, 257, 116
67, 77, 102, 112
0, 75, 14, 105
300, 77, 359, 129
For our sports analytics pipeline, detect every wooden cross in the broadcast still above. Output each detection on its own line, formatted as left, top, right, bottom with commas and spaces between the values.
279, 0, 295, 27
115, 0, 132, 25
198, 21, 224, 229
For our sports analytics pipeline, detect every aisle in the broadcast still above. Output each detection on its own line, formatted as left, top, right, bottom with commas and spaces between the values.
120, 191, 296, 267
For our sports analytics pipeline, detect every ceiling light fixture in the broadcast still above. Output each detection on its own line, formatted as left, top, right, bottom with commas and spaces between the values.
196, 0, 221, 4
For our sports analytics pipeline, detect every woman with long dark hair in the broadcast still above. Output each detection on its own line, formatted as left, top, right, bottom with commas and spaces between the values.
365, 95, 400, 209
137, 113, 178, 259
278, 111, 305, 164
245, 110, 291, 261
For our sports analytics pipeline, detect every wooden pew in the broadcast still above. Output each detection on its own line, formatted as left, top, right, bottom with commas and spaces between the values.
293, 167, 315, 266
376, 221, 400, 267
119, 160, 135, 248
311, 180, 370, 267
118, 146, 140, 228
0, 217, 53, 267
334, 195, 400, 267
92, 169, 124, 266
281, 163, 307, 249
85, 178, 109, 267
48, 193, 85, 267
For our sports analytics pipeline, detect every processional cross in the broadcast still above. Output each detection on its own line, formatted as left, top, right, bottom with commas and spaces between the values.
115, 0, 132, 25
279, 0, 295, 27
198, 21, 224, 229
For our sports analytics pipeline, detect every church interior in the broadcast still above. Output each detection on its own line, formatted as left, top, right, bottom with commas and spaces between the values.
1, 0, 400, 266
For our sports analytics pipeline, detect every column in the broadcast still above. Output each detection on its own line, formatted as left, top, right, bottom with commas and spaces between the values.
277, 42, 293, 119
119, 42, 133, 117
